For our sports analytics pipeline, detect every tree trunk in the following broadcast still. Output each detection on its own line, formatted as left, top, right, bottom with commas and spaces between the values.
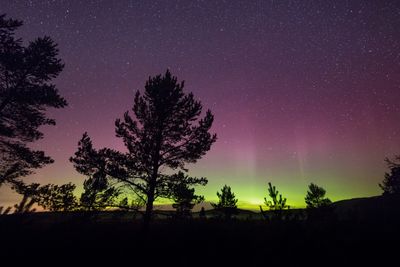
143, 130, 162, 230
143, 167, 158, 230
143, 182, 155, 230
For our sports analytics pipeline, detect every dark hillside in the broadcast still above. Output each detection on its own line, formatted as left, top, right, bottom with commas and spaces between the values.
0, 205, 399, 266
332, 194, 400, 221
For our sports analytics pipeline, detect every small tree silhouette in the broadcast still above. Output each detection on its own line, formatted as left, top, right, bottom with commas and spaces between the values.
260, 182, 289, 221
265, 182, 289, 210
379, 155, 400, 195
171, 186, 201, 219
305, 183, 332, 209
212, 185, 238, 220
170, 172, 206, 219
79, 177, 119, 211
305, 183, 332, 221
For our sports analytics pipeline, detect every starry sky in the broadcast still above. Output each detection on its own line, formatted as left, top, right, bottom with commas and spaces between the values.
1, 0, 400, 209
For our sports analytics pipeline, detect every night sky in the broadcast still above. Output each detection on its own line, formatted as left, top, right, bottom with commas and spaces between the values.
2, 0, 400, 209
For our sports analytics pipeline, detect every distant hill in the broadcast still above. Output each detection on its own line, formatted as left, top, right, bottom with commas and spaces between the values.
332, 194, 400, 221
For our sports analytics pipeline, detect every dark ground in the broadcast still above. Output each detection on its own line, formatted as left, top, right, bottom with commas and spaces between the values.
0, 207, 399, 266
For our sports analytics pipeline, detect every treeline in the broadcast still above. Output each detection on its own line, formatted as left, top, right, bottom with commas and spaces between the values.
0, 176, 330, 219
1, 14, 399, 226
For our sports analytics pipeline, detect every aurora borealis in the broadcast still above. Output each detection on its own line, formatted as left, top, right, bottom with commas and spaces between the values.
1, 0, 400, 209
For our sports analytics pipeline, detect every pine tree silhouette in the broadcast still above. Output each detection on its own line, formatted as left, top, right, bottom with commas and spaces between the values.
260, 182, 289, 221
0, 14, 67, 190
70, 70, 216, 227
212, 185, 238, 220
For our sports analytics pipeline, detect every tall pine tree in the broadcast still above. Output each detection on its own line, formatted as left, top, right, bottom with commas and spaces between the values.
0, 14, 67, 188
71, 70, 216, 226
